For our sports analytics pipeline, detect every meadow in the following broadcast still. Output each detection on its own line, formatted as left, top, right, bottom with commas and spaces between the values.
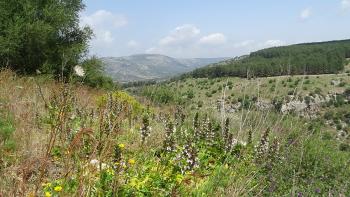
1, 66, 350, 196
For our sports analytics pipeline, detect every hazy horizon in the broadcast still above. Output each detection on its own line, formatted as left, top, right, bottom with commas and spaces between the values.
81, 0, 350, 58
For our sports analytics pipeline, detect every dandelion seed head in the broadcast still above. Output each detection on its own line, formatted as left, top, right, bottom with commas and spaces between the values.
74, 65, 85, 77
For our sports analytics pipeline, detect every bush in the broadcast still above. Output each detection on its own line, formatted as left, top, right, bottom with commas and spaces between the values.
267, 134, 350, 195
0, 112, 16, 152
142, 86, 184, 104
0, 0, 92, 76
338, 82, 347, 87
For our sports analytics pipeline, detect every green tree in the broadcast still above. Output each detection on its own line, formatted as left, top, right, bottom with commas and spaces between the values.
0, 0, 92, 77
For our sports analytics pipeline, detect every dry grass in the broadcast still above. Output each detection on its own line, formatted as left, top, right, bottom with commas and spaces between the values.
0, 69, 105, 195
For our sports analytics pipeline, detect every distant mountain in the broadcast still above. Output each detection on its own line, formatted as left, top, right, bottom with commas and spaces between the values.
101, 54, 228, 82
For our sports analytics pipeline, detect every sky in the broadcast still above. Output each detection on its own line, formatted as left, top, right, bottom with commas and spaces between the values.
81, 0, 350, 58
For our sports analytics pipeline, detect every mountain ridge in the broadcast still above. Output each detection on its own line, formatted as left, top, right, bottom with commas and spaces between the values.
101, 54, 228, 83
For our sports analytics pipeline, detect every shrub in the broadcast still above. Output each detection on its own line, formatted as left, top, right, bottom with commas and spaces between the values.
338, 82, 347, 87
0, 112, 16, 152
267, 134, 350, 195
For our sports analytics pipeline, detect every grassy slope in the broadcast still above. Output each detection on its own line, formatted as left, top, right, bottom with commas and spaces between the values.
1, 64, 350, 196
165, 63, 350, 108
0, 70, 105, 194
131, 62, 350, 195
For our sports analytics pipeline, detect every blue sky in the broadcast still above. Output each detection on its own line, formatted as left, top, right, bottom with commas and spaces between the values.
81, 0, 350, 58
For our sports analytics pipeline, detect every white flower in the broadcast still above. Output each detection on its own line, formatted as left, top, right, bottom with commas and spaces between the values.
90, 159, 99, 165
101, 163, 108, 170
74, 65, 85, 77
89, 159, 108, 170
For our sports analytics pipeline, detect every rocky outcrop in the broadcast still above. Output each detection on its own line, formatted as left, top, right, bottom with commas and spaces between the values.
216, 91, 348, 119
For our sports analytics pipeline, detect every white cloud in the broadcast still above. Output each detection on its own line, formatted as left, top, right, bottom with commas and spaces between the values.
127, 40, 139, 48
199, 33, 227, 45
159, 24, 200, 46
230, 39, 286, 56
264, 40, 286, 47
81, 10, 127, 29
146, 25, 232, 57
80, 10, 128, 56
145, 47, 157, 54
300, 8, 311, 20
341, 0, 350, 10
81, 10, 127, 46
234, 40, 255, 48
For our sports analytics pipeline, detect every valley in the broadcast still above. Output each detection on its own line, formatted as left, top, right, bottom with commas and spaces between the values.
1, 1, 350, 195
101, 54, 228, 83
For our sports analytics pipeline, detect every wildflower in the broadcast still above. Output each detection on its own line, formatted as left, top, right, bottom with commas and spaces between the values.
175, 174, 184, 184
255, 128, 270, 163
45, 192, 52, 197
247, 129, 253, 145
106, 168, 114, 176
128, 159, 136, 165
224, 164, 229, 169
177, 141, 199, 174
54, 185, 63, 192
240, 141, 247, 146
129, 178, 138, 187
118, 143, 125, 149
223, 117, 230, 141
163, 117, 176, 152
90, 159, 99, 165
193, 112, 202, 141
140, 113, 151, 143
203, 116, 215, 145
101, 163, 108, 170
41, 182, 51, 187
73, 65, 85, 77
151, 166, 157, 172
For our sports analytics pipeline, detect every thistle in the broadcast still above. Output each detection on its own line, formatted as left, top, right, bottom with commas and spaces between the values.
223, 117, 229, 142
225, 133, 237, 152
267, 137, 280, 163
247, 128, 253, 145
140, 113, 151, 144
163, 116, 176, 152
73, 65, 85, 77
174, 106, 185, 126
193, 112, 201, 141
255, 128, 270, 163
203, 116, 215, 145
177, 140, 199, 174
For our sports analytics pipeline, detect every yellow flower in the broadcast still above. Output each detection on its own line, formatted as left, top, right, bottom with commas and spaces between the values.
45, 192, 52, 197
129, 178, 138, 187
128, 159, 136, 165
224, 164, 229, 169
54, 185, 63, 192
151, 166, 157, 172
27, 191, 35, 197
175, 174, 184, 184
42, 182, 51, 188
118, 143, 125, 149
106, 168, 114, 176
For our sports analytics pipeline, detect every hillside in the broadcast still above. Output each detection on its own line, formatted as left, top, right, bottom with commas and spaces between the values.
3, 0, 350, 196
188, 39, 350, 79
101, 54, 228, 82
128, 62, 350, 195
